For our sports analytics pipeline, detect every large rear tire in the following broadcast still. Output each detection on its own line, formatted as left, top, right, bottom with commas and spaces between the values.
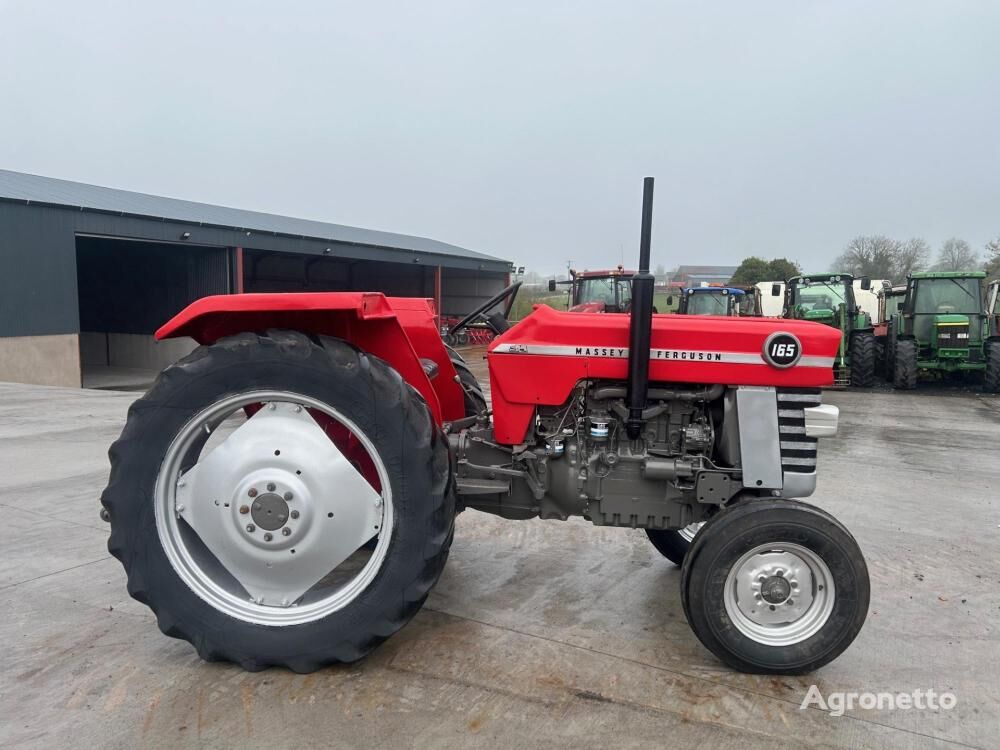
893, 337, 918, 390
884, 326, 897, 380
873, 337, 885, 380
101, 331, 454, 672
848, 331, 875, 387
681, 499, 869, 674
985, 340, 1000, 393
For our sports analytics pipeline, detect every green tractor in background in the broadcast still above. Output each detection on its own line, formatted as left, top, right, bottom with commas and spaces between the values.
890, 271, 999, 391
780, 273, 876, 387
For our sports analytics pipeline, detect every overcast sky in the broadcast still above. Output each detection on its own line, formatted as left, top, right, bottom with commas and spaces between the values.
1, 1, 998, 274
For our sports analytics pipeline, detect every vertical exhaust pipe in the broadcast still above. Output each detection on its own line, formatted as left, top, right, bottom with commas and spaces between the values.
626, 177, 655, 440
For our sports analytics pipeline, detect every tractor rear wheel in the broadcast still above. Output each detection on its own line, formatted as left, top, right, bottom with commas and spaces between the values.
848, 331, 876, 387
101, 330, 454, 672
884, 329, 897, 380
646, 523, 703, 565
985, 340, 1000, 393
681, 499, 869, 674
893, 338, 918, 389
873, 337, 885, 379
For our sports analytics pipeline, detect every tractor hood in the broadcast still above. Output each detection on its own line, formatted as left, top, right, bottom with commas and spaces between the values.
804, 308, 836, 323
934, 314, 970, 326
486, 304, 841, 443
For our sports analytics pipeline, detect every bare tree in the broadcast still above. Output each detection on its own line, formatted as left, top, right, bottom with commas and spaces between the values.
832, 235, 901, 279
985, 236, 1000, 279
933, 238, 979, 271
833, 235, 932, 282
895, 237, 930, 279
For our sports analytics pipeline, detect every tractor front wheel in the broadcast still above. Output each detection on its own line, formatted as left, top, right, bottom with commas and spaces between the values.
681, 499, 869, 674
893, 338, 918, 390
101, 331, 454, 672
848, 331, 876, 387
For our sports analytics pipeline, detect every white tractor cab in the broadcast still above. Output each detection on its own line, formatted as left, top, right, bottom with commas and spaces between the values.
854, 278, 889, 324
757, 281, 785, 317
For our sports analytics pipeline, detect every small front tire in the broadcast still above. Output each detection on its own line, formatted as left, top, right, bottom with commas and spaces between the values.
681, 499, 869, 674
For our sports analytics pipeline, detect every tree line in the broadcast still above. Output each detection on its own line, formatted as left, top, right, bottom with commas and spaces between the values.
728, 235, 1000, 286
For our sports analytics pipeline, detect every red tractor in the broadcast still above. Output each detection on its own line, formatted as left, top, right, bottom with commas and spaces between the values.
101, 180, 868, 675
549, 267, 636, 313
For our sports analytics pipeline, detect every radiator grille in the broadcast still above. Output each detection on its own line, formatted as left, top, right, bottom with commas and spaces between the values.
776, 389, 821, 473
937, 325, 970, 349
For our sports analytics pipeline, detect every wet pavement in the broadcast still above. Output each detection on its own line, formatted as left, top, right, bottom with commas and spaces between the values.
1, 373, 998, 749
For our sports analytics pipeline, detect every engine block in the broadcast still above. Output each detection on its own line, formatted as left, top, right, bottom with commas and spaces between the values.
453, 382, 829, 532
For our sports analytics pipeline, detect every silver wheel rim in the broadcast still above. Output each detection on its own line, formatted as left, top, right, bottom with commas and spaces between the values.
154, 390, 393, 626
677, 523, 703, 543
723, 542, 835, 646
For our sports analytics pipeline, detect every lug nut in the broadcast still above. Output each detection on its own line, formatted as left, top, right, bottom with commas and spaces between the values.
248, 488, 258, 498
290, 510, 300, 519
239, 505, 250, 514
267, 483, 276, 492
282, 528, 291, 536
263, 533, 273, 542
283, 491, 293, 501
246, 524, 255, 532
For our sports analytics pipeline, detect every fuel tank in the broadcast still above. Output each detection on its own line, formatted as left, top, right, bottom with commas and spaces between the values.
487, 305, 841, 444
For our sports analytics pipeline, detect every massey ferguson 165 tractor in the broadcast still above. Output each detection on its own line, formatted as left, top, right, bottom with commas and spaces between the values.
889, 271, 1000, 391
101, 179, 869, 675
779, 273, 876, 387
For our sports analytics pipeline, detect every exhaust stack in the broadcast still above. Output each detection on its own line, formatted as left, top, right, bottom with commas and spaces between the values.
625, 177, 656, 440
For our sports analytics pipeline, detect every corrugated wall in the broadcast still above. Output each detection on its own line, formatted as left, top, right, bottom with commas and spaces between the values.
441, 268, 508, 316
76, 237, 231, 334
0, 202, 80, 337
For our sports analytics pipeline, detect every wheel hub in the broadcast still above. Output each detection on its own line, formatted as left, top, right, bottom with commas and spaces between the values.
233, 472, 309, 548
250, 492, 289, 531
759, 574, 792, 604
723, 543, 836, 646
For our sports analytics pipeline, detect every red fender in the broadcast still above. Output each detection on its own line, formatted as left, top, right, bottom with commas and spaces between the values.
155, 292, 466, 424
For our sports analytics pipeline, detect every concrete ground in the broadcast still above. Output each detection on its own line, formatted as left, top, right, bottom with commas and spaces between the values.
1, 367, 999, 749
81, 365, 158, 391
